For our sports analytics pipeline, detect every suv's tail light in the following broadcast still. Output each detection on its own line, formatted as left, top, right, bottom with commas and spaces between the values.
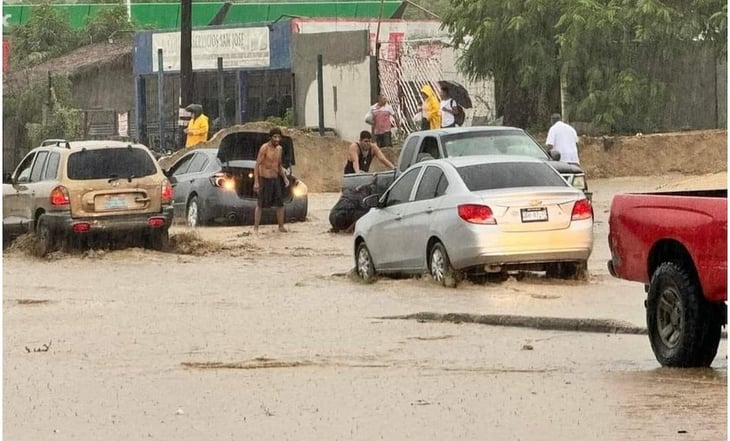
209, 173, 235, 190
571, 198, 593, 220
161, 179, 174, 203
458, 204, 497, 224
50, 186, 70, 206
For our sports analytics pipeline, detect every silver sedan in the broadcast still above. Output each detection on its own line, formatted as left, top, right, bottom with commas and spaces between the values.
353, 155, 594, 287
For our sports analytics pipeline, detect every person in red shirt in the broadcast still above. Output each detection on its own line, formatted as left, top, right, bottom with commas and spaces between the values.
369, 94, 397, 147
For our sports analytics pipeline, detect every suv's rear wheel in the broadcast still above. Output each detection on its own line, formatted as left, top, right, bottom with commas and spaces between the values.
35, 215, 57, 257
145, 228, 169, 252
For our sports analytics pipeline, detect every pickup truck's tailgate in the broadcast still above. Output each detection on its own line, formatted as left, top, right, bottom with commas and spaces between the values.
608, 192, 727, 302
341, 171, 396, 195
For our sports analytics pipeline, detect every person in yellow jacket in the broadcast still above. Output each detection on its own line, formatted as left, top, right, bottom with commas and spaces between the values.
417, 84, 441, 130
184, 104, 209, 148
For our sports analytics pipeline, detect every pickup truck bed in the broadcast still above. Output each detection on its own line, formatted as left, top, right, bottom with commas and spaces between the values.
608, 189, 727, 367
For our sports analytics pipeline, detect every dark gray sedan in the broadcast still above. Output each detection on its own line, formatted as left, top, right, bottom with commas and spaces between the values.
164, 132, 308, 226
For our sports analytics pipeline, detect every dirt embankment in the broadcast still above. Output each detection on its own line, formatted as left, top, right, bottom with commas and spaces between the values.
578, 129, 727, 179
172, 123, 727, 193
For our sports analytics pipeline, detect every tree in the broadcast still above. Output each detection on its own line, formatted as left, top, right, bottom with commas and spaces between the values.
442, 0, 727, 133
10, 0, 79, 68
83, 4, 135, 44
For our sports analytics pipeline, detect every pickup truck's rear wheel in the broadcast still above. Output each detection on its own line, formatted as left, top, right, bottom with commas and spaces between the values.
646, 261, 722, 367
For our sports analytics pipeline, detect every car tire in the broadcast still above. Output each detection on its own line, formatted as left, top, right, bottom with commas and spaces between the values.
146, 228, 170, 252
187, 196, 200, 227
429, 241, 462, 288
545, 261, 588, 280
646, 261, 722, 367
355, 241, 377, 283
298, 198, 308, 222
34, 215, 57, 257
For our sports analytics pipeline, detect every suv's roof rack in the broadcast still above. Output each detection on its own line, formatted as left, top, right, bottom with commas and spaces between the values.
40, 138, 66, 147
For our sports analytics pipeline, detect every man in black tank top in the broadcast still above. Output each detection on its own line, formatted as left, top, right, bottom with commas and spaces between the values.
344, 130, 395, 174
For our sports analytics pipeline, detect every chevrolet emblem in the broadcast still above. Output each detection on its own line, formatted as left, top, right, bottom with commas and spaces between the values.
529, 199, 541, 206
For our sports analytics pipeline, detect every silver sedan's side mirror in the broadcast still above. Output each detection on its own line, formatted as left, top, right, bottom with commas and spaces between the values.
548, 149, 561, 161
363, 194, 381, 209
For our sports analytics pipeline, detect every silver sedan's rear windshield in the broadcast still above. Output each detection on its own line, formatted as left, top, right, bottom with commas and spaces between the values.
457, 162, 568, 191
68, 148, 157, 180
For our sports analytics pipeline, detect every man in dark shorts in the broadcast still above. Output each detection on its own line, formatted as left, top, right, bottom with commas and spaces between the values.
254, 127, 290, 233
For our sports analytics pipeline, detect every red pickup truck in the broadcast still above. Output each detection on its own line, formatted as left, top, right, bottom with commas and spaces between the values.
608, 189, 727, 367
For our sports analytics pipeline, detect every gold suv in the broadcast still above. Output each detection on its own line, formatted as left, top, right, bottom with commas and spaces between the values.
3, 140, 174, 255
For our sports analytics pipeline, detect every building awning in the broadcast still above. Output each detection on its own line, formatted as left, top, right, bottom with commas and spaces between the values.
3, 2, 406, 32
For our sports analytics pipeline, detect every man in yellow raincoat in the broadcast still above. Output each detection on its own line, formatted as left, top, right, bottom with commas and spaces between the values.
184, 104, 209, 148
418, 84, 441, 130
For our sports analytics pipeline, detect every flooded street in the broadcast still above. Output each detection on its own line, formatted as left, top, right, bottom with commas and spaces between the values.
3, 175, 726, 440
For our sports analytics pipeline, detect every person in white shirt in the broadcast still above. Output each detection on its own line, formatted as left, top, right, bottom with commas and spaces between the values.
439, 85, 457, 128
546, 113, 580, 164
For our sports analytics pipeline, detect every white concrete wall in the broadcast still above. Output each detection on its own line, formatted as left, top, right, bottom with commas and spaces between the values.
301, 58, 373, 142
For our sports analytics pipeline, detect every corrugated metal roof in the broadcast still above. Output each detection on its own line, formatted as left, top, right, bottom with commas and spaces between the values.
3, 2, 405, 32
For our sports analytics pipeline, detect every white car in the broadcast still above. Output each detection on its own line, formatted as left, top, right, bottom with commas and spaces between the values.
353, 155, 594, 287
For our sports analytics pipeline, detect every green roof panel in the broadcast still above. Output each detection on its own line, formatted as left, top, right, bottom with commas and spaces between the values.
3, 2, 404, 33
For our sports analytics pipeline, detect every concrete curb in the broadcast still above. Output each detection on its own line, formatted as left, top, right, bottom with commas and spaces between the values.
379, 312, 648, 335
380, 312, 729, 339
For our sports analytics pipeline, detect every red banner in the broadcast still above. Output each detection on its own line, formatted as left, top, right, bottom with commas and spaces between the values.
3, 39, 9, 72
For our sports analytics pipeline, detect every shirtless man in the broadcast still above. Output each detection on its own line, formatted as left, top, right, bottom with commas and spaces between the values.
254, 127, 290, 232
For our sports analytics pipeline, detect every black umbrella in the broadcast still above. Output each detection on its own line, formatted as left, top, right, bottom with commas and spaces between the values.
438, 80, 472, 109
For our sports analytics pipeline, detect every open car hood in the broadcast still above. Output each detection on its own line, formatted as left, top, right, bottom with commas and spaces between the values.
216, 130, 296, 168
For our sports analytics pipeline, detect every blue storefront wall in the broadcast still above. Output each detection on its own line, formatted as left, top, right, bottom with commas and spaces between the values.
134, 21, 292, 75
133, 22, 292, 150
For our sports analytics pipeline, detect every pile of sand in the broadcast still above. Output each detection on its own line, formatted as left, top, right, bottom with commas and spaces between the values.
161, 124, 726, 193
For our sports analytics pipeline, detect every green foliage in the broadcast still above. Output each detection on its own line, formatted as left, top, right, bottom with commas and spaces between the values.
441, 0, 726, 133
265, 108, 294, 127
10, 1, 136, 68
83, 4, 135, 44
10, 1, 80, 68
4, 75, 82, 151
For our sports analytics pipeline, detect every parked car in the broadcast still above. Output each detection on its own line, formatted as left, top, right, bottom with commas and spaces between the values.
353, 155, 594, 287
343, 126, 590, 198
2, 139, 174, 255
608, 189, 727, 367
163, 129, 308, 226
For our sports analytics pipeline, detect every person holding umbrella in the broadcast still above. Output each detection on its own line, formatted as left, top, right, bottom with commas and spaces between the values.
438, 80, 471, 127
184, 103, 209, 148
439, 84, 459, 128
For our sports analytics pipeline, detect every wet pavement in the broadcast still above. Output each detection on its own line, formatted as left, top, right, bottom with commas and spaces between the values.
3, 175, 726, 440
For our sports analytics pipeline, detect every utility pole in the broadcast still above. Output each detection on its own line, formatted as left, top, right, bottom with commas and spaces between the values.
180, 0, 193, 106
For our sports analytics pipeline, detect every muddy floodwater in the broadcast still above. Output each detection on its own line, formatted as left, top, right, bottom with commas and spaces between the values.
3, 175, 726, 440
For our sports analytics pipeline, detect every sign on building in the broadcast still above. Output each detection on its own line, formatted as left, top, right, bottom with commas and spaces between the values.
151, 27, 270, 72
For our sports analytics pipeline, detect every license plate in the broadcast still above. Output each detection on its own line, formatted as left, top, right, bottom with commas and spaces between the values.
104, 196, 127, 210
520, 207, 548, 222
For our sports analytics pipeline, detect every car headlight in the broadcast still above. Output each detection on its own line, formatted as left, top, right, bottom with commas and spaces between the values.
291, 181, 308, 198
572, 175, 586, 191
